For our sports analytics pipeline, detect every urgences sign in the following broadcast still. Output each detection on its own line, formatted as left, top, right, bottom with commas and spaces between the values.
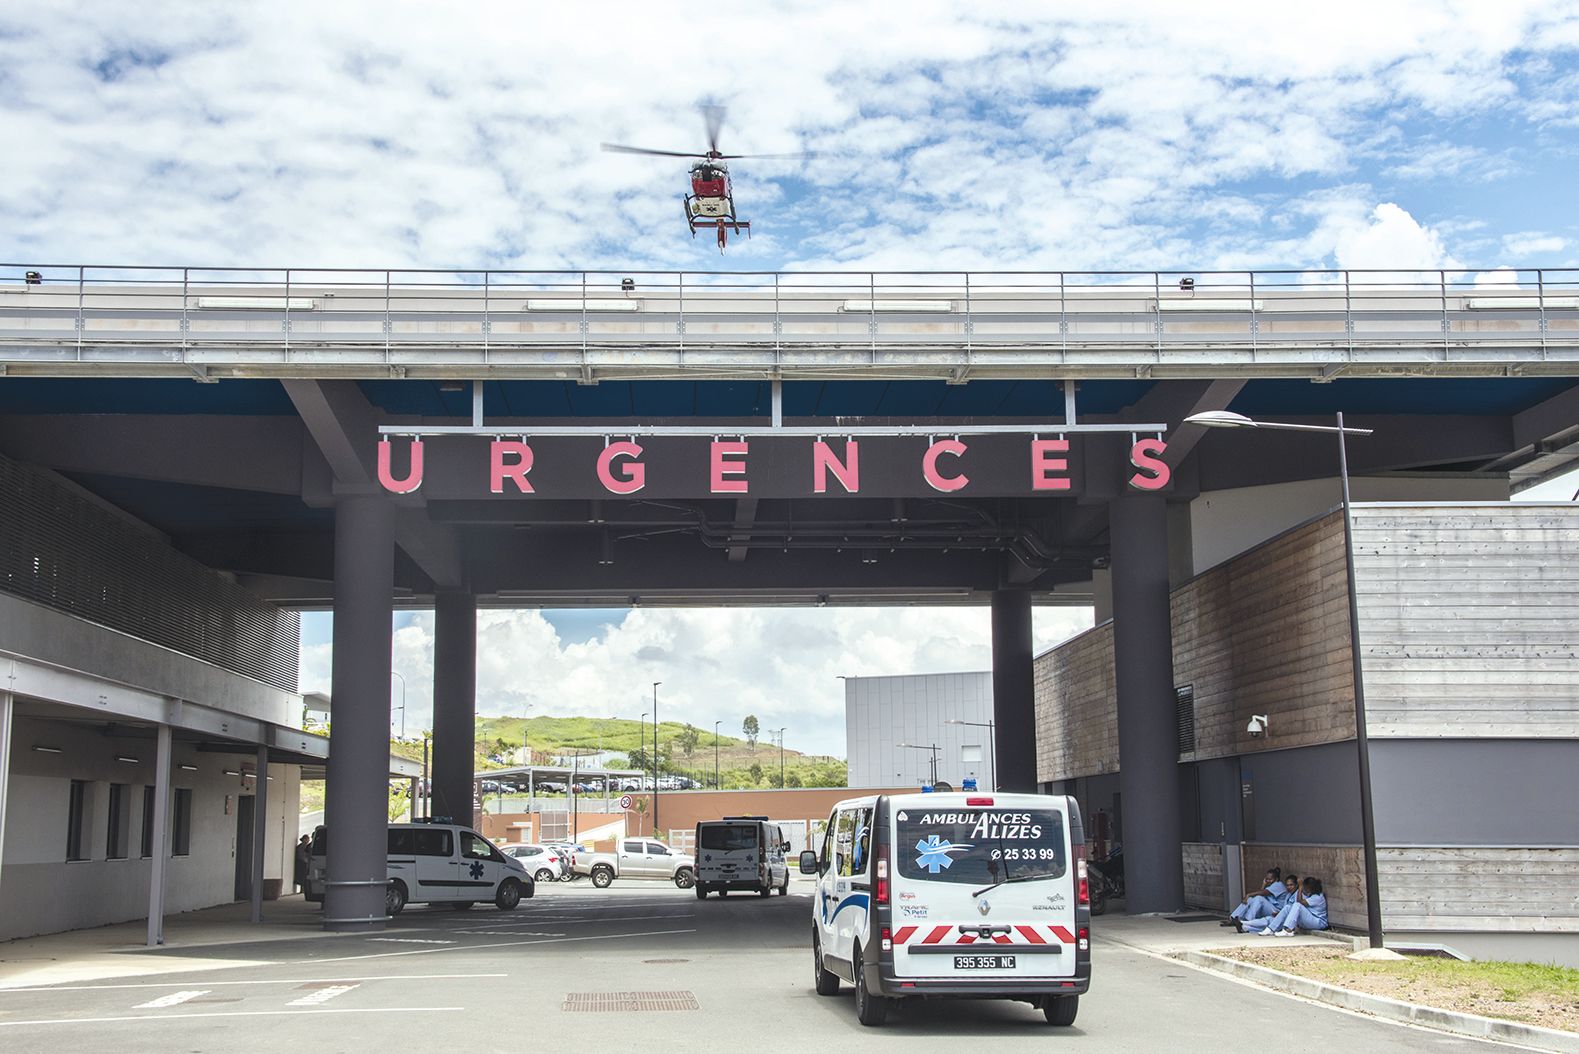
376, 434, 1170, 500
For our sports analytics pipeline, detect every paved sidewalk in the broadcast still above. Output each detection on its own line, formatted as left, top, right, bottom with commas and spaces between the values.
1094, 911, 1335, 957
0, 896, 343, 989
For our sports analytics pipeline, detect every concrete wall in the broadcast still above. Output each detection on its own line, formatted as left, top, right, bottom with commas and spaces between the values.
845, 672, 993, 789
1, 715, 299, 941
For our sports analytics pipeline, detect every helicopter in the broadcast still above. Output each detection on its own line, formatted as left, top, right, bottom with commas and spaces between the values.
602, 105, 808, 250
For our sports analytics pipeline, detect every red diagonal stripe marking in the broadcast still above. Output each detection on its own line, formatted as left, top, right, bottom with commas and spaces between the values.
993, 934, 1013, 944
893, 926, 917, 945
1050, 926, 1076, 943
1016, 925, 1047, 944
957, 933, 976, 944
921, 925, 951, 944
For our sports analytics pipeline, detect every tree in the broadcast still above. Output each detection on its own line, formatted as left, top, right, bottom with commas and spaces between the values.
743, 715, 760, 749
628, 746, 649, 772
768, 771, 784, 789
748, 762, 764, 786
676, 724, 701, 758
785, 772, 803, 788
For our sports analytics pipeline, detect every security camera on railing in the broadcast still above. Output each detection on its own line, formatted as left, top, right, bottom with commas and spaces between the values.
1246, 714, 1268, 738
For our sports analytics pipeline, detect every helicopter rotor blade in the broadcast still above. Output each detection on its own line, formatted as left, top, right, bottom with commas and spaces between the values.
715, 152, 818, 161
701, 104, 726, 154
600, 143, 702, 158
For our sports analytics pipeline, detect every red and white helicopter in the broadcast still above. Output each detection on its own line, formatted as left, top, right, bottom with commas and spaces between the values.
602, 106, 808, 250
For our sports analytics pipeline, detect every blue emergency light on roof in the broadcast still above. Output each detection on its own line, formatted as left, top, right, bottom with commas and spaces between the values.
962, 777, 978, 791
921, 784, 934, 793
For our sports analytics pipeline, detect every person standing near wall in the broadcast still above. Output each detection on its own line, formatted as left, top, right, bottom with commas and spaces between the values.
294, 834, 312, 893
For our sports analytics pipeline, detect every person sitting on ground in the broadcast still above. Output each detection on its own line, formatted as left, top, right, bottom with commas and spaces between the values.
1224, 868, 1285, 925
1236, 874, 1300, 932
1251, 876, 1329, 936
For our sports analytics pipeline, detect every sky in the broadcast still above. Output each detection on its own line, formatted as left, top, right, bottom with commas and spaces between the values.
6, 2, 1579, 755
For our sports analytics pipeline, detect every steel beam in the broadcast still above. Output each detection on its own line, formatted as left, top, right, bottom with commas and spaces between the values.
431, 591, 477, 827
991, 589, 1036, 792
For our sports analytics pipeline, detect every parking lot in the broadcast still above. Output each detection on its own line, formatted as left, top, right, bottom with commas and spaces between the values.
0, 879, 1520, 1051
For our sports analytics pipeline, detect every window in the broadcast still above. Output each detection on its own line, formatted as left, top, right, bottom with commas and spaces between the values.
107, 783, 130, 860
461, 831, 498, 860
648, 843, 670, 856
413, 829, 453, 857
699, 824, 758, 851
388, 829, 416, 855
895, 807, 1066, 885
171, 788, 193, 856
833, 808, 856, 877
622, 840, 644, 854
140, 786, 156, 858
66, 780, 91, 861
817, 815, 834, 875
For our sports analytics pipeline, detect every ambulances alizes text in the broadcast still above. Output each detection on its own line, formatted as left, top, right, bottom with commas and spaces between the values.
375, 435, 1169, 498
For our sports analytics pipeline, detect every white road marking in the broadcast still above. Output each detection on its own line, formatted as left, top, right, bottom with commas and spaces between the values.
456, 930, 568, 937
132, 990, 209, 1009
366, 938, 456, 944
287, 983, 358, 1006
0, 1007, 464, 1028
0, 973, 504, 994
300, 928, 698, 965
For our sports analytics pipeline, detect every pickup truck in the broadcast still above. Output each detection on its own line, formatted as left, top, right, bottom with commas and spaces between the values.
575, 837, 696, 889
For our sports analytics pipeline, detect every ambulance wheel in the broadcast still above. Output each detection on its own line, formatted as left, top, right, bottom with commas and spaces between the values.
495, 878, 523, 911
812, 930, 840, 996
695, 885, 708, 900
384, 880, 408, 917
759, 883, 771, 898
1043, 995, 1079, 1026
719, 888, 729, 897
853, 944, 888, 1026
777, 878, 788, 895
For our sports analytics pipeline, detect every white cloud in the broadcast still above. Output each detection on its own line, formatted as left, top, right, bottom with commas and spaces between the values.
1500, 232, 1569, 257
298, 605, 1093, 757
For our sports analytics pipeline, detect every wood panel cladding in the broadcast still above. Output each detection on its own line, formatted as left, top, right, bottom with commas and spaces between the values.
1376, 847, 1579, 933
1352, 505, 1579, 739
1034, 622, 1117, 783
1174, 512, 1357, 761
1182, 842, 1226, 910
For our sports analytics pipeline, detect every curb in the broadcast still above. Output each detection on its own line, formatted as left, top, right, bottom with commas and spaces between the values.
1178, 951, 1579, 1054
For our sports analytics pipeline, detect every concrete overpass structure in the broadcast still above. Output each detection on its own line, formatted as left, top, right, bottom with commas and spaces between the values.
1, 264, 1576, 932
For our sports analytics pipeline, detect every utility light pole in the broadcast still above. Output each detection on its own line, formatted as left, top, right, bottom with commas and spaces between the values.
898, 742, 942, 787
773, 727, 787, 787
652, 682, 661, 839
1184, 408, 1383, 950
945, 717, 996, 791
714, 720, 722, 789
390, 671, 406, 739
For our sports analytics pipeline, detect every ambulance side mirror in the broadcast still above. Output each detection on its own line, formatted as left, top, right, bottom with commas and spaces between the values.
799, 850, 819, 875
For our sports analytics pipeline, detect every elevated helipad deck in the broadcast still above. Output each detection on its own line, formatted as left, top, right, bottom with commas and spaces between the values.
2, 266, 1577, 381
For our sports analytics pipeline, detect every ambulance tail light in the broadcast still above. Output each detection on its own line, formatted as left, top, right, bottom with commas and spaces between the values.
1078, 926, 1090, 953
876, 855, 889, 905
1076, 846, 1089, 905
880, 926, 892, 953
965, 797, 994, 807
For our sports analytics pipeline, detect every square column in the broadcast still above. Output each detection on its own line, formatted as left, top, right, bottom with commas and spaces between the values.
991, 589, 1036, 793
1110, 492, 1184, 913
323, 493, 395, 931
431, 591, 478, 827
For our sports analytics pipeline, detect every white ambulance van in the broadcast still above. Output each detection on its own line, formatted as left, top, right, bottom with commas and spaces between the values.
801, 791, 1091, 1027
694, 816, 790, 899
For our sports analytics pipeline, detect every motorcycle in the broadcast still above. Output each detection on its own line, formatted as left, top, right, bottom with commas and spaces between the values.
1087, 846, 1125, 916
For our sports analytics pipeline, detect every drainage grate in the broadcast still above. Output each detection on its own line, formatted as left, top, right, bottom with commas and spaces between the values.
563, 991, 699, 1013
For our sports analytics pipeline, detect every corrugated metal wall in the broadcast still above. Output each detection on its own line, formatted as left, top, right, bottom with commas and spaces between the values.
0, 454, 299, 691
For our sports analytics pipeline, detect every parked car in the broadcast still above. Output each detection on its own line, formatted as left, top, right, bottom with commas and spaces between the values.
306, 822, 533, 916
574, 838, 696, 888
501, 843, 568, 883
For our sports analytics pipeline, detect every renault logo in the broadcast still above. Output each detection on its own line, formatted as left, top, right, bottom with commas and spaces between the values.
977, 897, 991, 916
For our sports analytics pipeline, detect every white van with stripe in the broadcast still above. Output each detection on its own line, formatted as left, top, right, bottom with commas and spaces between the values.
801, 791, 1091, 1027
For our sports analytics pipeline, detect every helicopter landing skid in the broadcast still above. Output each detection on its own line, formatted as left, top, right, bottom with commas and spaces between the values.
685, 198, 749, 250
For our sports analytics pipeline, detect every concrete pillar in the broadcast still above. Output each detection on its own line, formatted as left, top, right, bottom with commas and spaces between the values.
324, 494, 395, 931
0, 691, 12, 896
991, 589, 1036, 792
146, 722, 172, 946
249, 746, 268, 923
431, 590, 477, 827
1110, 493, 1184, 913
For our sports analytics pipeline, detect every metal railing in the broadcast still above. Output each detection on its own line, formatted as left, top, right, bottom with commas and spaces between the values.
1, 264, 1575, 380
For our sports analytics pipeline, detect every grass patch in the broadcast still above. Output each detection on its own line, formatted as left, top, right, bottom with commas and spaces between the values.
1216, 945, 1579, 1034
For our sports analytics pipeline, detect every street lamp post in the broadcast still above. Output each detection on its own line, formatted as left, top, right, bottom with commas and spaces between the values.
1184, 409, 1383, 949
773, 727, 787, 787
390, 671, 407, 739
652, 682, 661, 839
714, 720, 722, 789
897, 742, 942, 787
944, 718, 996, 791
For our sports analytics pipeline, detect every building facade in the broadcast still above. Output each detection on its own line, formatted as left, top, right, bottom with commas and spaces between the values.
845, 672, 995, 790
1036, 502, 1579, 966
